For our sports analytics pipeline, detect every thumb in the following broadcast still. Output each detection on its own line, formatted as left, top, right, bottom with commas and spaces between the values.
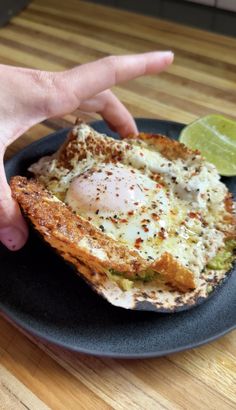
0, 157, 28, 250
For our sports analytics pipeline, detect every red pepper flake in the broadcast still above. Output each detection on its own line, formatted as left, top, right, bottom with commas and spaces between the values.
106, 171, 113, 176
156, 183, 163, 189
128, 211, 134, 216
151, 213, 160, 221
134, 202, 139, 206
139, 152, 144, 157
158, 228, 167, 240
120, 218, 128, 223
135, 237, 144, 249
142, 225, 149, 232
188, 211, 201, 219
141, 218, 150, 224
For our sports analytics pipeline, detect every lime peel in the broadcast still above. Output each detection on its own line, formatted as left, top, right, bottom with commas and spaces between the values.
180, 114, 236, 176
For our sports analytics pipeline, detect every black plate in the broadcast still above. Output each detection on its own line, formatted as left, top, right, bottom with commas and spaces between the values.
1, 119, 236, 358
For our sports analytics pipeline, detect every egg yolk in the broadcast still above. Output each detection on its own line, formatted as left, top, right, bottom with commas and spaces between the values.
65, 163, 152, 214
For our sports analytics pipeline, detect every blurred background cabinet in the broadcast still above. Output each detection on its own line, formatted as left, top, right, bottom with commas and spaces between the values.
185, 0, 215, 5
185, 0, 236, 11
88, 0, 236, 36
216, 0, 236, 11
1, 0, 236, 37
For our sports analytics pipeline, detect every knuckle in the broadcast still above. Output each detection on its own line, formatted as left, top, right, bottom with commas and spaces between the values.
103, 56, 119, 83
99, 89, 112, 103
104, 55, 117, 66
0, 193, 20, 226
0, 140, 6, 155
31, 70, 62, 117
0, 196, 11, 219
31, 70, 58, 91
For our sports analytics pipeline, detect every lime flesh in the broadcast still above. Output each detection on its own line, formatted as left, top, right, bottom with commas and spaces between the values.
180, 114, 236, 176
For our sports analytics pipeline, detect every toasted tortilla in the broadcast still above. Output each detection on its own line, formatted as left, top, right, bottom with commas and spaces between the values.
11, 176, 235, 312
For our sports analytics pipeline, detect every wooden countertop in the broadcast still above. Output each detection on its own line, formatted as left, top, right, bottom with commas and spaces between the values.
0, 0, 236, 408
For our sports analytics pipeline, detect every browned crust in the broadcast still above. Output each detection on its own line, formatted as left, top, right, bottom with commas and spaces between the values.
225, 192, 234, 214
128, 132, 200, 160
56, 124, 199, 171
220, 193, 236, 240
11, 176, 198, 292
56, 129, 79, 169
57, 126, 126, 170
151, 252, 196, 292
11, 176, 148, 275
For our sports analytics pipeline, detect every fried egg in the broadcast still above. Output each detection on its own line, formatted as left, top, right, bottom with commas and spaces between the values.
28, 123, 235, 296
65, 162, 170, 260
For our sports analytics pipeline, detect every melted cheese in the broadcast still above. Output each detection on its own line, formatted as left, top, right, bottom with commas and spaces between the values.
29, 125, 229, 278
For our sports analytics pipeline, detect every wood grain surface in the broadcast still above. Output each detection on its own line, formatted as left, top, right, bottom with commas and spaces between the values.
0, 0, 236, 408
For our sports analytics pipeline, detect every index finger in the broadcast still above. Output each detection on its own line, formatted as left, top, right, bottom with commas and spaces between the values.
61, 51, 174, 102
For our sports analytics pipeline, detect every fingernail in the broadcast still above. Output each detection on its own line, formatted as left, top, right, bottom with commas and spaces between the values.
162, 51, 174, 63
161, 51, 174, 55
0, 226, 27, 251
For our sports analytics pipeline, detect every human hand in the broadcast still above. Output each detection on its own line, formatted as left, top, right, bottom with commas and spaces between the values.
0, 51, 174, 250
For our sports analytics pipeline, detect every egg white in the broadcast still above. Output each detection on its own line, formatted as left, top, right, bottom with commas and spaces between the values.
65, 162, 170, 261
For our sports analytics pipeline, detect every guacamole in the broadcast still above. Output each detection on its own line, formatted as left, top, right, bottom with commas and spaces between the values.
207, 240, 236, 271
107, 240, 236, 291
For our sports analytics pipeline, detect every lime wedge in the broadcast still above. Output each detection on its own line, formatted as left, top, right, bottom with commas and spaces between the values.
179, 114, 236, 176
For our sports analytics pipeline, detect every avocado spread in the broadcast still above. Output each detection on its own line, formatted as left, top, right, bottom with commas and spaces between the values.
207, 239, 236, 271
108, 268, 157, 291
107, 240, 235, 291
